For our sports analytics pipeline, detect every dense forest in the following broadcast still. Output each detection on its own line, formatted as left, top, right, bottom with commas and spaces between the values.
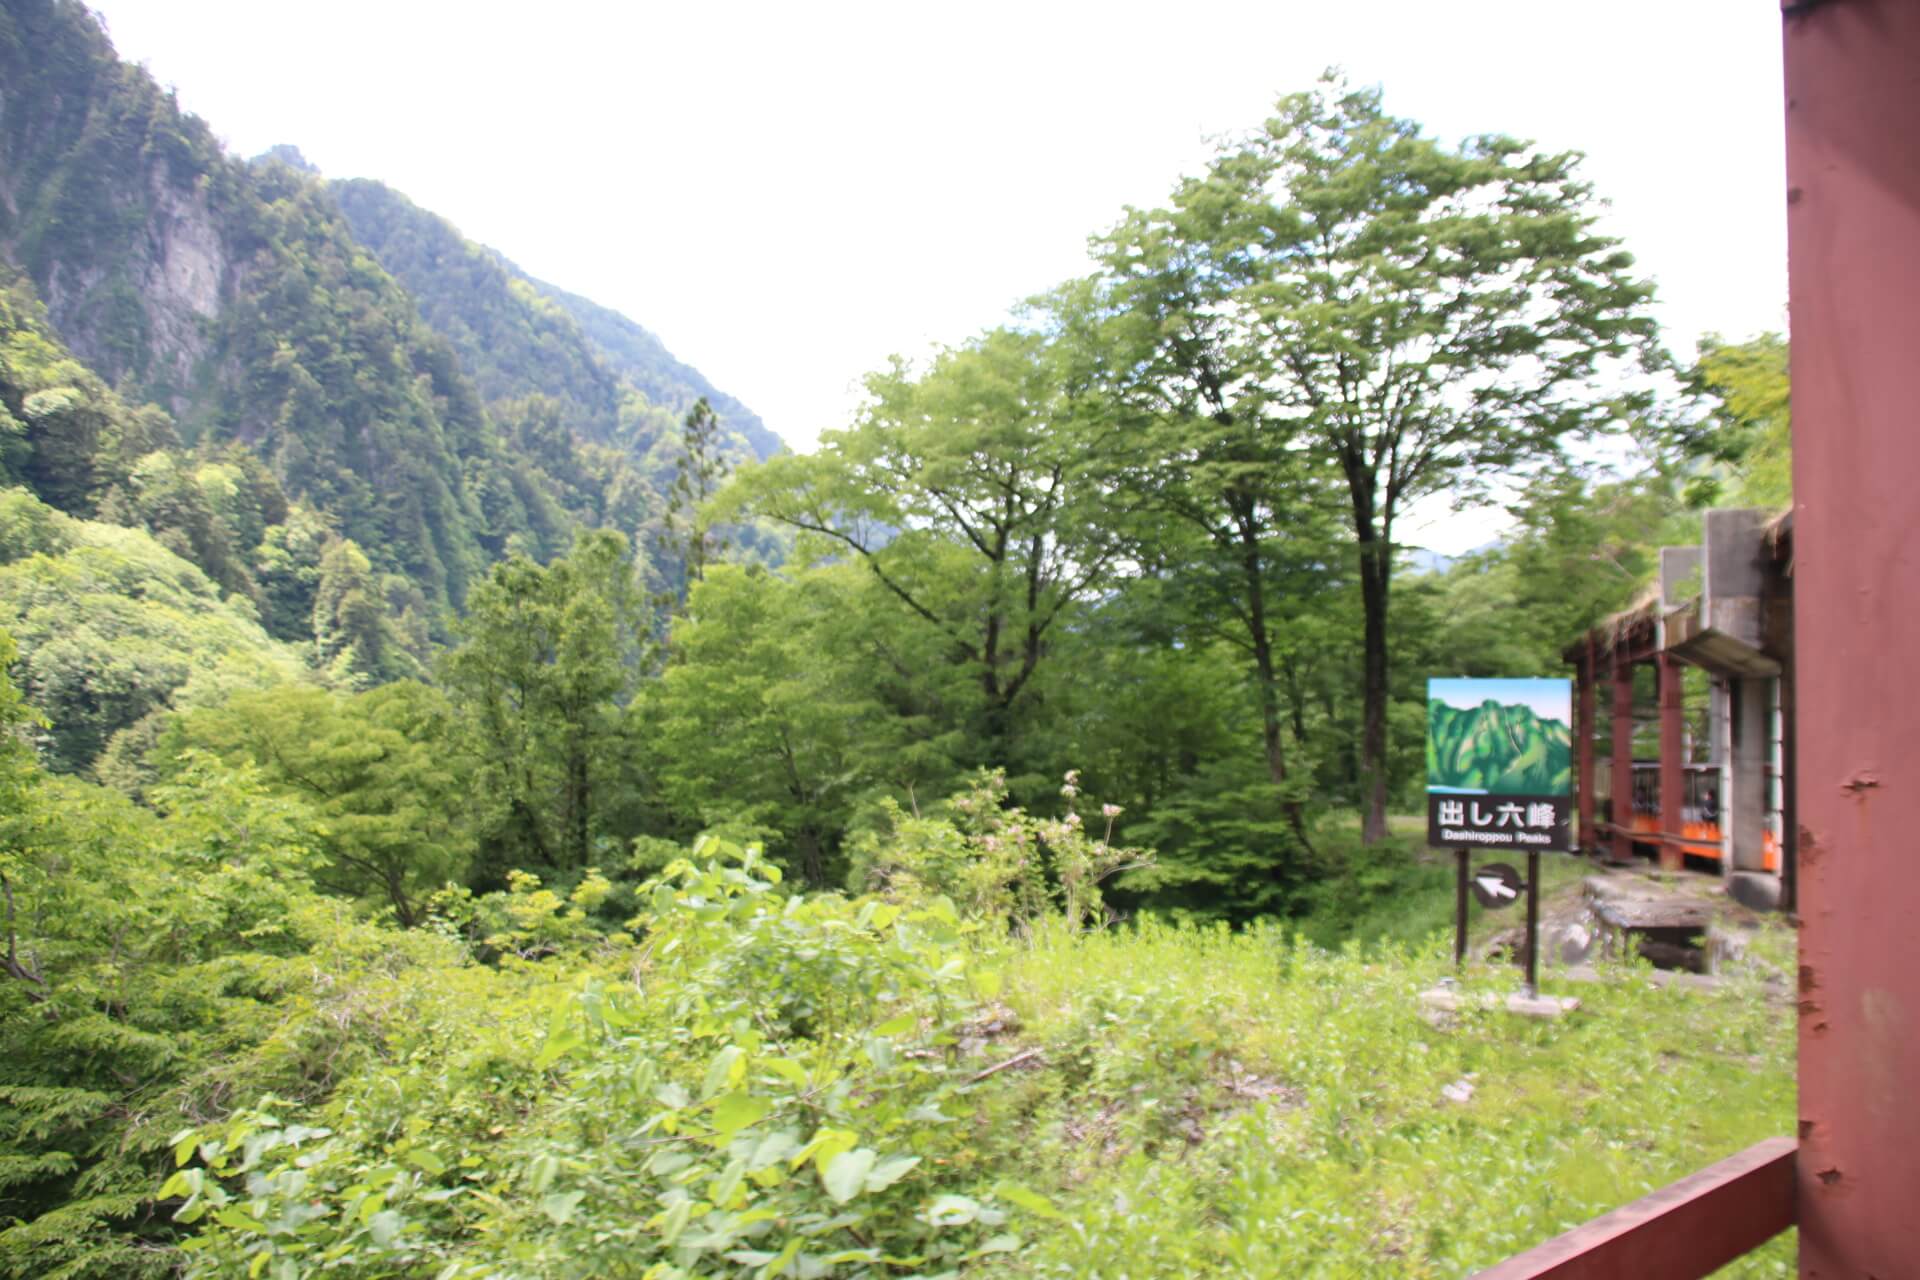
0, 1, 1794, 1276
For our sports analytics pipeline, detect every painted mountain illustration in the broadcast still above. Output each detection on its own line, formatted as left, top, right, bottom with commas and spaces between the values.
1427, 699, 1572, 794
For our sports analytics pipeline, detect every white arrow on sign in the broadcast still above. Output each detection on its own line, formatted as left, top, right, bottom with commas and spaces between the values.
1476, 874, 1518, 901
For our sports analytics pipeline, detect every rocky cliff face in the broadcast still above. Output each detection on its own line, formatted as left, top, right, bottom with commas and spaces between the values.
0, 0, 778, 615
0, 0, 241, 407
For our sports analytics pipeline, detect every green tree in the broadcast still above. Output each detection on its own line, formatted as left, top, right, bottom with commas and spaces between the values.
661, 396, 731, 607
726, 329, 1122, 777
252, 502, 335, 641
311, 536, 427, 686
1067, 206, 1349, 841
441, 529, 649, 878
0, 734, 326, 1277
1105, 77, 1659, 840
160, 682, 474, 925
0, 488, 310, 774
654, 563, 911, 887
1679, 333, 1790, 507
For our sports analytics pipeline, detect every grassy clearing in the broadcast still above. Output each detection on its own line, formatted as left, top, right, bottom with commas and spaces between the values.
968, 914, 1794, 1277
158, 840, 1797, 1278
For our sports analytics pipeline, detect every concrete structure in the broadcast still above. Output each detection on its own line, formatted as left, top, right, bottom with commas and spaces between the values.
1564, 511, 1792, 904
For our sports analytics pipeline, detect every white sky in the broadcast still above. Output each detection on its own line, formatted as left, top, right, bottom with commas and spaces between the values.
87, 1, 1786, 554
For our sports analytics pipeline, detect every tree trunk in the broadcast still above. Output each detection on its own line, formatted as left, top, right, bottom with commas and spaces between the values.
1356, 521, 1391, 844
1235, 500, 1314, 855
794, 825, 829, 889
565, 746, 590, 870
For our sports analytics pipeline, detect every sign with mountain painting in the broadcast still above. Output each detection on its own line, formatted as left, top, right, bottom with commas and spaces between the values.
1426, 677, 1573, 851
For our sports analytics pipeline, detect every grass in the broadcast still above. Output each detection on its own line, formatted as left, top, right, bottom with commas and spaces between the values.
956, 886, 1796, 1276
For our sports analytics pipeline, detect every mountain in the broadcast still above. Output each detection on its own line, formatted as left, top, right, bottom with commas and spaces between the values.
1426, 698, 1572, 794
531, 275, 783, 463
328, 178, 783, 467
0, 0, 774, 627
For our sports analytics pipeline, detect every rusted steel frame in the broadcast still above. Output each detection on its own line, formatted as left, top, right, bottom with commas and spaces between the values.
1657, 654, 1686, 871
1778, 665, 1796, 913
1472, 1137, 1796, 1280
1785, 0, 1920, 1268
1608, 659, 1635, 864
1576, 639, 1597, 855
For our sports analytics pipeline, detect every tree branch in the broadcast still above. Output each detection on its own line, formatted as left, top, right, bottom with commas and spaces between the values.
1, 871, 48, 1002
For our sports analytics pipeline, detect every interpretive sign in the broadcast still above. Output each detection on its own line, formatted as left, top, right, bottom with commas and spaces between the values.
1426, 677, 1573, 852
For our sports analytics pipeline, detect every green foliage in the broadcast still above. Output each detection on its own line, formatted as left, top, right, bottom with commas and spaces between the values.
1087, 73, 1662, 838
0, 487, 310, 773
164, 843, 1023, 1279
654, 563, 912, 887
1680, 333, 1790, 508
662, 397, 732, 607
0, 31, 1805, 1276
0, 264, 277, 598
990, 917, 1791, 1277
441, 529, 651, 880
160, 682, 473, 925
310, 536, 429, 686
149, 834, 1792, 1280
727, 328, 1121, 775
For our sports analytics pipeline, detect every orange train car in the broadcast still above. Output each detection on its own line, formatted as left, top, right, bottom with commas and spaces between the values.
1596, 761, 1781, 872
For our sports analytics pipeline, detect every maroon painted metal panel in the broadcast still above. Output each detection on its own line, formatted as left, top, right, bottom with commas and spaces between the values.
1471, 1138, 1796, 1280
1785, 1, 1920, 1274
1658, 654, 1685, 872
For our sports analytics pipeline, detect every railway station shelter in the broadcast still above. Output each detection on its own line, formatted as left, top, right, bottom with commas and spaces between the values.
1565, 509, 1794, 912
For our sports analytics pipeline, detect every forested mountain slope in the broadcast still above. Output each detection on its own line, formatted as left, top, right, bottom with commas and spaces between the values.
330, 177, 783, 468
532, 274, 783, 463
0, 0, 774, 622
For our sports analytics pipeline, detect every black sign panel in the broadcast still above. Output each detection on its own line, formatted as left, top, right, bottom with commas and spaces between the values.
1469, 861, 1525, 910
1427, 792, 1572, 852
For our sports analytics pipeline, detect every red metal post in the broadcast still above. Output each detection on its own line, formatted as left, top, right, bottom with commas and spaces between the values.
1786, 1, 1920, 1274
1609, 657, 1634, 864
1577, 642, 1596, 855
1657, 654, 1685, 871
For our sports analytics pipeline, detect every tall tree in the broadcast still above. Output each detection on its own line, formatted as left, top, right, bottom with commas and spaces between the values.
653, 563, 913, 887
724, 328, 1122, 776
1112, 77, 1659, 840
661, 396, 731, 606
1075, 184, 1351, 847
440, 529, 648, 878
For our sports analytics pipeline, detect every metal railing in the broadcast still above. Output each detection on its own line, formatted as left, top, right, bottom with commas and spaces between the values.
1473, 1138, 1795, 1279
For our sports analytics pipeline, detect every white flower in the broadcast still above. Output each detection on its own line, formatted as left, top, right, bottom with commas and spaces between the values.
1102, 803, 1123, 818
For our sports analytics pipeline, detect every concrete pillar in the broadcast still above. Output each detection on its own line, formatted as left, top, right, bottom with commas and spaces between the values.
1658, 654, 1686, 871
1729, 678, 1770, 874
